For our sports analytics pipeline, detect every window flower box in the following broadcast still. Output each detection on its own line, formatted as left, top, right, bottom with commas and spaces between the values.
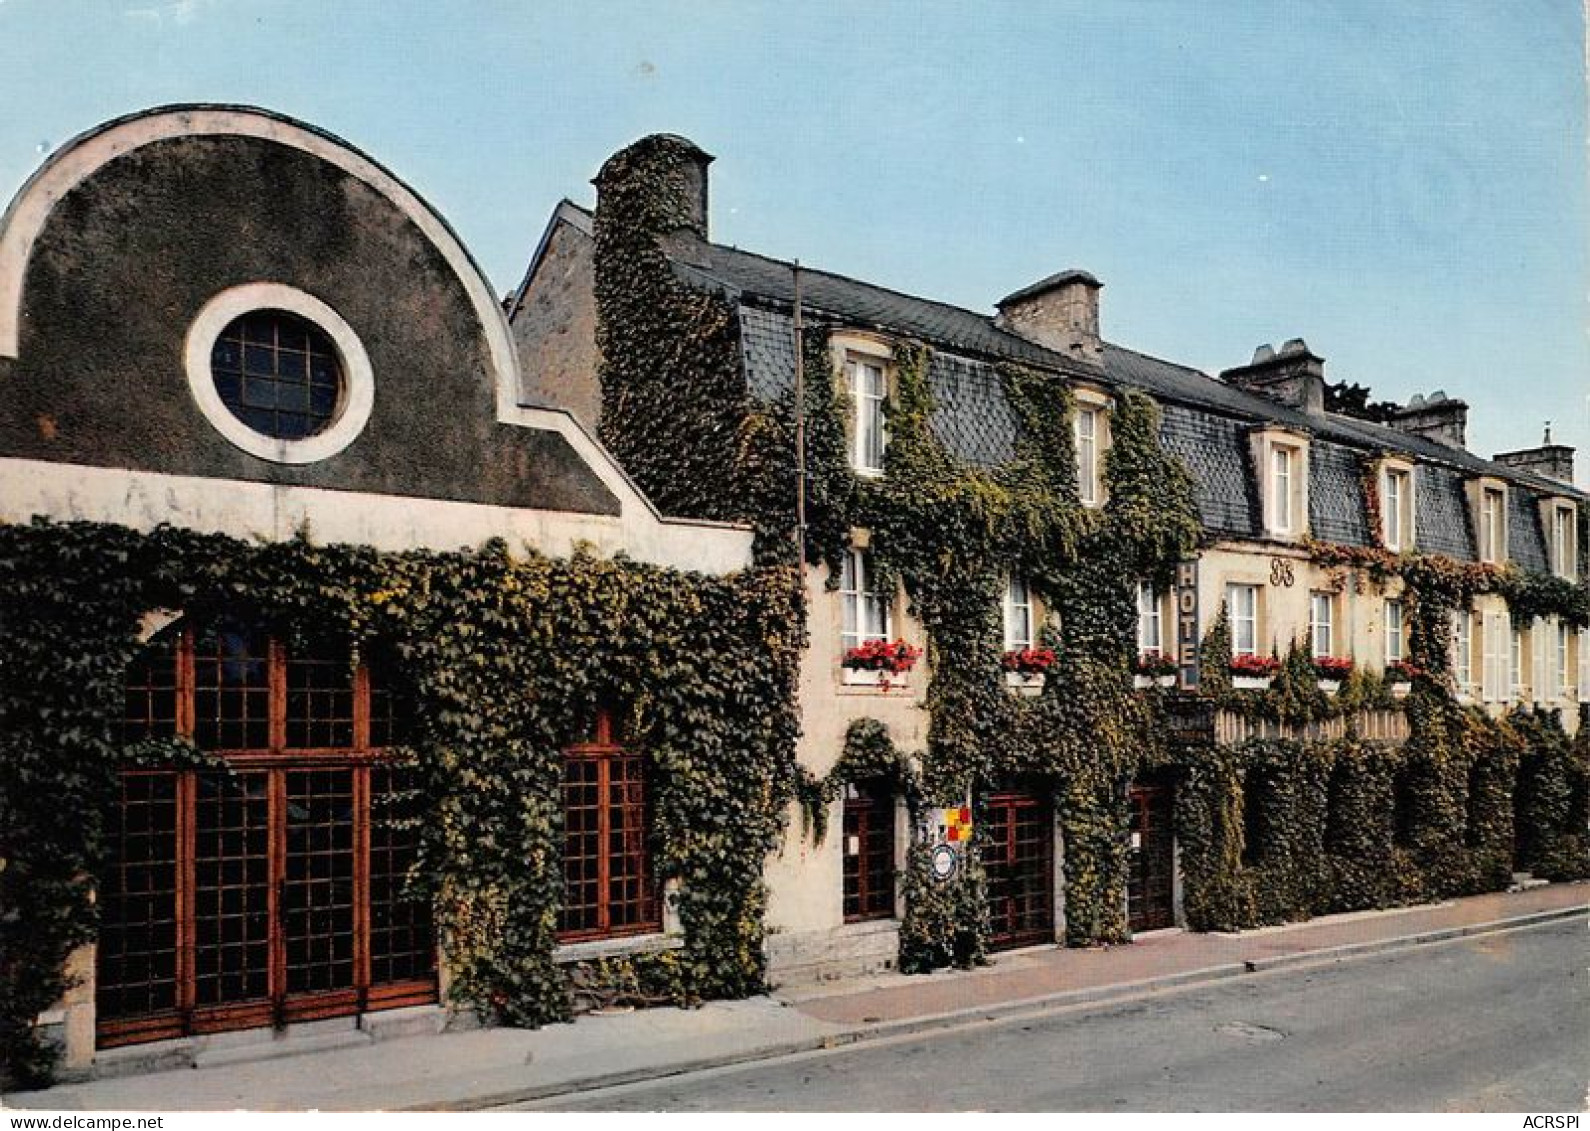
1133, 650, 1177, 689
1001, 648, 1053, 694
1002, 647, 1055, 676
1313, 656, 1354, 694
1386, 659, 1421, 697
1005, 670, 1046, 693
842, 639, 922, 691
1230, 653, 1279, 690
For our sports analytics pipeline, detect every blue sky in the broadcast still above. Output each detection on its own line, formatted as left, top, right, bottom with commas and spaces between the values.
2, 1, 1584, 480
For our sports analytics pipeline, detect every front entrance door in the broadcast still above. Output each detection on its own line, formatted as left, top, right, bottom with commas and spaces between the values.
983, 790, 1054, 950
1127, 782, 1176, 932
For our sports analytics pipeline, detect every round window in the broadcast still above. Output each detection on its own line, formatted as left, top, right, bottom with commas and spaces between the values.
210, 310, 343, 440
185, 284, 374, 465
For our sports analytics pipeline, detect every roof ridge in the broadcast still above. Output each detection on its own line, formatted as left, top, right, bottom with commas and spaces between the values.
693, 235, 1026, 328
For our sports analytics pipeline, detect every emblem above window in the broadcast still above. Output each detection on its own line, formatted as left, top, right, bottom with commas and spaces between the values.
184, 283, 374, 464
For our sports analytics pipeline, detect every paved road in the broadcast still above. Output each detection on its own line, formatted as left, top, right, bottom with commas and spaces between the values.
523, 919, 1590, 1112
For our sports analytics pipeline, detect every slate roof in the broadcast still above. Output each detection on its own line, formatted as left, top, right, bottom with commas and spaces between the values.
649, 226, 1581, 565
1416, 465, 1477, 562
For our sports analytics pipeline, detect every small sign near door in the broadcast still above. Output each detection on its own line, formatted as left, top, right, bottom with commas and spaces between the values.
919, 807, 971, 883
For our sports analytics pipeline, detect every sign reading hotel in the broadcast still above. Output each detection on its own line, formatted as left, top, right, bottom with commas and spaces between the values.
1176, 558, 1199, 689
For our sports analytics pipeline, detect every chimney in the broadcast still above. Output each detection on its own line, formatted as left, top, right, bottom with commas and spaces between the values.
994, 270, 1104, 365
1389, 391, 1468, 449
1494, 424, 1576, 485
593, 134, 714, 239
1220, 338, 1325, 414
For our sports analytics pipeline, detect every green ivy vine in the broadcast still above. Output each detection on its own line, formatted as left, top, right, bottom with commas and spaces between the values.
0, 520, 800, 1087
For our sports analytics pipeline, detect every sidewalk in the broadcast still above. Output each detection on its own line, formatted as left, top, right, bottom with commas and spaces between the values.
7, 882, 1584, 1112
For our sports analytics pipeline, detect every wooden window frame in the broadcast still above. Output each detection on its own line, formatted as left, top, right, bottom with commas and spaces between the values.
1452, 608, 1475, 698
1004, 575, 1035, 653
848, 356, 889, 476
1227, 583, 1260, 657
1384, 598, 1405, 665
1478, 486, 1508, 565
1381, 464, 1415, 552
557, 710, 660, 943
101, 622, 434, 1049
1137, 582, 1165, 654
1309, 590, 1335, 659
840, 549, 892, 652
1551, 503, 1578, 580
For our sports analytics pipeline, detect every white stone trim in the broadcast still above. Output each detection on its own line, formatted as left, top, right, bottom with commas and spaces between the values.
184, 283, 374, 464
0, 105, 521, 419
0, 457, 751, 575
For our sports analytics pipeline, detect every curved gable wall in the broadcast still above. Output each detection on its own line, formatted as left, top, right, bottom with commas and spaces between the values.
0, 110, 615, 515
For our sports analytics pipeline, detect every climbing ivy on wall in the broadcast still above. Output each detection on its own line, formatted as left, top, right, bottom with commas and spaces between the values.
593, 136, 750, 526
786, 340, 1202, 965
588, 140, 1585, 986
1177, 520, 1589, 933
0, 520, 800, 1087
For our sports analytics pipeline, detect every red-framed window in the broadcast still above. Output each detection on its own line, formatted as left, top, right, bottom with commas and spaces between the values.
558, 710, 660, 942
842, 777, 896, 922
99, 618, 433, 1049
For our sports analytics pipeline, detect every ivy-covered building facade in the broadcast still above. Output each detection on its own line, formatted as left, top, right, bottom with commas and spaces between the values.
513, 133, 1590, 984
4, 110, 1587, 1089
0, 108, 802, 1085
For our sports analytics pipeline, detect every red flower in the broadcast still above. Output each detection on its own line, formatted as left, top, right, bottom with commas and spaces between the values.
1313, 655, 1355, 680
1386, 659, 1423, 681
842, 638, 923, 675
1229, 653, 1281, 678
1002, 647, 1056, 675
1133, 649, 1178, 678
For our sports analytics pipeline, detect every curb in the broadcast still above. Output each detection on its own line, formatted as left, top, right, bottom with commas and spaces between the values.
1238, 905, 1586, 973
420, 904, 1589, 1111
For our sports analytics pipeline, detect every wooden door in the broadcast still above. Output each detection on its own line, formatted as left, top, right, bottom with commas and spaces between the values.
984, 790, 1054, 951
1127, 783, 1176, 932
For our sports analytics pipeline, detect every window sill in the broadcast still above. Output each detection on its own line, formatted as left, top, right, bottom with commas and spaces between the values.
553, 931, 683, 965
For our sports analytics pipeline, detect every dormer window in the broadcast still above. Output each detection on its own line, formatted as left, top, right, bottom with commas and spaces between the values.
1550, 502, 1578, 579
1381, 462, 1415, 552
849, 357, 888, 475
1478, 484, 1507, 564
1252, 429, 1309, 540
1272, 447, 1294, 532
1076, 407, 1100, 506
1072, 387, 1112, 508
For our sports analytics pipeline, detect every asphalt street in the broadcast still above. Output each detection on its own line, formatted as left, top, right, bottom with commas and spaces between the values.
523, 918, 1590, 1112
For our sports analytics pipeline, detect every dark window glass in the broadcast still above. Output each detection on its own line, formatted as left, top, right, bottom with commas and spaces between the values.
211, 311, 342, 440
559, 711, 659, 940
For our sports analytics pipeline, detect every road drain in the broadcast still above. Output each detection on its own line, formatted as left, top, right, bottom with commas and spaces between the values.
1213, 1020, 1286, 1042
